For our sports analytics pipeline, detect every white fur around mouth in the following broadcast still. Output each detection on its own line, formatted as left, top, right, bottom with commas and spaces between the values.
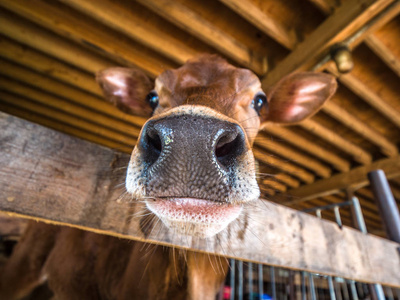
145, 198, 242, 238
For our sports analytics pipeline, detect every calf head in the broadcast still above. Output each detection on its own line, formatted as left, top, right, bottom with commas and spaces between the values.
98, 55, 337, 238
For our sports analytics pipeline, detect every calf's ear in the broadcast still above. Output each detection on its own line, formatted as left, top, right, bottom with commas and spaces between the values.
261, 72, 337, 124
96, 67, 154, 117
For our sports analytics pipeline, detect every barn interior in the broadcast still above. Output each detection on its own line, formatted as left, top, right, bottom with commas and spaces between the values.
0, 0, 399, 299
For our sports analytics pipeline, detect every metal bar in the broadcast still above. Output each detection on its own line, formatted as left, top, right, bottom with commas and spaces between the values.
249, 262, 253, 300
258, 264, 263, 299
334, 278, 343, 300
333, 206, 343, 228
302, 201, 352, 213
289, 271, 295, 300
368, 169, 400, 243
349, 280, 359, 300
350, 196, 367, 234
386, 286, 395, 300
341, 279, 350, 300
309, 273, 316, 300
271, 267, 276, 300
230, 259, 235, 300
374, 283, 386, 300
301, 271, 306, 300
238, 260, 243, 300
328, 276, 337, 300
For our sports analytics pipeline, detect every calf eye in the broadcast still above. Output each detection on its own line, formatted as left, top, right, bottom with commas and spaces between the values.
146, 91, 159, 110
251, 93, 267, 115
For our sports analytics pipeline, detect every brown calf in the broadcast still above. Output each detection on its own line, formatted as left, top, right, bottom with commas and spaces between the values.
0, 55, 336, 299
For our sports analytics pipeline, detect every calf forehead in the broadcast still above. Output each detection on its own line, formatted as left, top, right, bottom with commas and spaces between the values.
156, 56, 261, 114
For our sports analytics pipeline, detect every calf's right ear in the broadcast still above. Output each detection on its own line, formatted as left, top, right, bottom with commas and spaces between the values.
96, 67, 154, 117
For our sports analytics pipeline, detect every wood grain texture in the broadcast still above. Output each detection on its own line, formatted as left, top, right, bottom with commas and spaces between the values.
1, 113, 399, 287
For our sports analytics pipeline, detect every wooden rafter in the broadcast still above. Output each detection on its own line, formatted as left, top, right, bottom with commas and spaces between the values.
261, 0, 396, 87
285, 156, 400, 204
255, 136, 332, 178
262, 124, 350, 172
217, 0, 297, 49
299, 119, 372, 164
0, 0, 174, 77
0, 9, 113, 74
0, 37, 102, 97
136, 0, 267, 74
0, 58, 145, 129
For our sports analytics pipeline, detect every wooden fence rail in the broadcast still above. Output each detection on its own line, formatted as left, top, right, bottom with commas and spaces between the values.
1, 112, 399, 287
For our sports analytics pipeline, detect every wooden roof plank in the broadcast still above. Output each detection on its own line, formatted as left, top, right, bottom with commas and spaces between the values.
0, 0, 172, 77
300, 119, 372, 164
59, 0, 198, 65
0, 9, 114, 74
217, 0, 297, 49
0, 89, 137, 148
261, 124, 350, 172
274, 173, 301, 189
0, 37, 102, 97
261, 0, 395, 88
1, 112, 399, 286
255, 136, 332, 178
285, 155, 400, 204
323, 101, 398, 157
334, 69, 400, 129
0, 58, 146, 129
365, 34, 400, 78
253, 148, 315, 184
137, 0, 267, 74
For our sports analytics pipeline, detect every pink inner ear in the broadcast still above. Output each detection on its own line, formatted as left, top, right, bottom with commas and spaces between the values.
265, 72, 337, 124
97, 67, 153, 116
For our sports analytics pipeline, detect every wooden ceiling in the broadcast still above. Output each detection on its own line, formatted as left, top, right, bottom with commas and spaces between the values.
0, 0, 399, 237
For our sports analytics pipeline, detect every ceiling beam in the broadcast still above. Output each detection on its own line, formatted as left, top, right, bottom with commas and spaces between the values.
262, 124, 350, 172
255, 136, 332, 178
59, 0, 198, 65
217, 0, 297, 49
0, 0, 173, 77
261, 0, 396, 88
299, 119, 372, 164
137, 0, 267, 74
253, 148, 315, 183
0, 37, 102, 97
0, 9, 113, 74
365, 34, 400, 78
322, 101, 398, 156
284, 155, 400, 204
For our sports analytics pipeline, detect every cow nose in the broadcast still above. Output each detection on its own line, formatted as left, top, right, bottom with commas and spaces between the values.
138, 115, 247, 171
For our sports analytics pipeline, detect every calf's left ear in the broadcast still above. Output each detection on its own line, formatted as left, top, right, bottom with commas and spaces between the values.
96, 67, 154, 117
261, 72, 337, 124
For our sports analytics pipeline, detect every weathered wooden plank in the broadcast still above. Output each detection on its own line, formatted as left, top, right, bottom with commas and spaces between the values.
1, 113, 399, 287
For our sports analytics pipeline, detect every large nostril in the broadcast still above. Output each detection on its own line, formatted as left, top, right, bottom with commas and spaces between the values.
147, 128, 162, 154
140, 123, 162, 165
215, 124, 246, 167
